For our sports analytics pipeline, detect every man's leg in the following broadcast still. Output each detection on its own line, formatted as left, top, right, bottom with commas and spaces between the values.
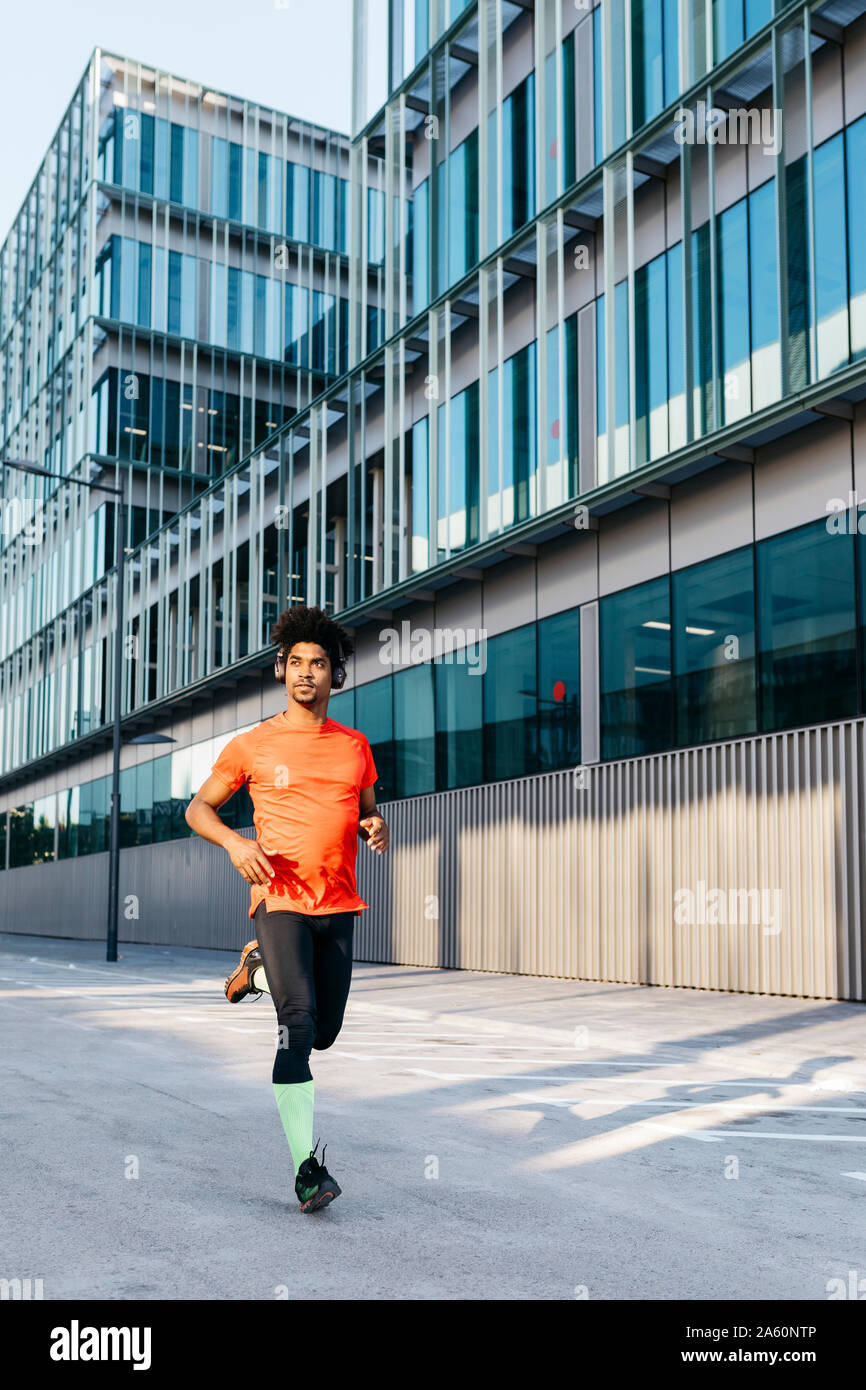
253, 904, 318, 1179
310, 912, 355, 1053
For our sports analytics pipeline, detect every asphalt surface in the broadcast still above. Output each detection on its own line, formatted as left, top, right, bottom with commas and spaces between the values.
2, 931, 865, 1300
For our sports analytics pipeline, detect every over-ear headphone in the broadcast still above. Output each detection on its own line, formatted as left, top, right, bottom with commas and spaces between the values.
274, 641, 346, 689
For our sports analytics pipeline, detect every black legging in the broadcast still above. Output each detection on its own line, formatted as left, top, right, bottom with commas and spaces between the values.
253, 902, 355, 1084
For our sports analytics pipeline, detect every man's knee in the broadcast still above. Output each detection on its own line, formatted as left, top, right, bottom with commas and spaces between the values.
275, 1008, 316, 1059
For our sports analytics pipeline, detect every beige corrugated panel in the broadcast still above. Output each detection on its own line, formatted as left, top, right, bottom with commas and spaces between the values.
356, 720, 866, 1000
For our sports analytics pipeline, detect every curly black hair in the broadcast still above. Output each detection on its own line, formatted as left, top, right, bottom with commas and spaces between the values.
270, 605, 355, 675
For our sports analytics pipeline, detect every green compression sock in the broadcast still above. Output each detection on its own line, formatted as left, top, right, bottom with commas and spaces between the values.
252, 966, 270, 993
273, 1080, 315, 1177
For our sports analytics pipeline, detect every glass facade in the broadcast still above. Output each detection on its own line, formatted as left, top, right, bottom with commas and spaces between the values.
3, 1, 866, 819
10, 508, 866, 869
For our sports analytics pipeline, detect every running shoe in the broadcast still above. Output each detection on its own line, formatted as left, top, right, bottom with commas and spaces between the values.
224, 940, 263, 1003
295, 1140, 342, 1212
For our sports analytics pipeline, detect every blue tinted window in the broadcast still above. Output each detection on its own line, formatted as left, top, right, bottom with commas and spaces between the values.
504, 73, 535, 238
717, 197, 749, 423
411, 416, 429, 572
673, 548, 756, 745
601, 577, 673, 759
483, 624, 537, 781
745, 0, 772, 36
538, 609, 580, 770
448, 130, 478, 284
757, 521, 857, 731
786, 156, 810, 391
394, 664, 435, 796
847, 115, 866, 361
411, 177, 429, 311
632, 0, 665, 130
414, 0, 429, 64
328, 689, 356, 728
663, 0, 679, 106
438, 380, 479, 554
357, 677, 394, 799
435, 658, 483, 789
713, 0, 744, 64
287, 162, 310, 241
691, 221, 713, 436
593, 4, 603, 165
635, 250, 669, 464
814, 132, 848, 377
748, 179, 780, 409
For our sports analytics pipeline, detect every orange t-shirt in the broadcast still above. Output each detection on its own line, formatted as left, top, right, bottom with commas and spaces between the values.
210, 713, 378, 919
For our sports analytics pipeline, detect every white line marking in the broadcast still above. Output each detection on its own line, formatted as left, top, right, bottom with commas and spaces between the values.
505, 1093, 866, 1115
401, 1069, 853, 1088
841, 1172, 866, 1181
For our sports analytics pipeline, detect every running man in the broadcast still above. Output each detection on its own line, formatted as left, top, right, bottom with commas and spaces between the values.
185, 605, 389, 1212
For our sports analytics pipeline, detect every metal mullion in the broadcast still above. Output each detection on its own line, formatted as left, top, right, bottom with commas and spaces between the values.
346, 372, 356, 608
707, 80, 720, 435
360, 373, 368, 602
398, 96, 408, 331
535, 0, 546, 219
478, 0, 488, 264
398, 337, 407, 583
627, 149, 637, 474
425, 314, 437, 572
495, 2, 503, 256
772, 23, 790, 399
496, 256, 504, 536
384, 342, 394, 590
603, 164, 615, 482
444, 301, 451, 560
804, 7, 818, 387
321, 403, 329, 610
556, 207, 566, 500
681, 137, 695, 444
536, 219, 548, 517
478, 265, 489, 545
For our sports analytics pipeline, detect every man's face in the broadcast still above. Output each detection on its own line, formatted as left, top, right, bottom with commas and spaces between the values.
284, 641, 332, 708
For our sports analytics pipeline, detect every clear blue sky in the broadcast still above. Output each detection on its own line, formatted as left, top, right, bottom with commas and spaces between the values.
0, 0, 355, 245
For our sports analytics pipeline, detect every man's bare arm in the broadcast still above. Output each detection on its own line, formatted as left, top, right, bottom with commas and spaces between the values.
359, 783, 389, 855
185, 775, 275, 885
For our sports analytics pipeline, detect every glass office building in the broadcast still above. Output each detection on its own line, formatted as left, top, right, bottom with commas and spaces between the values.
3, 6, 866, 998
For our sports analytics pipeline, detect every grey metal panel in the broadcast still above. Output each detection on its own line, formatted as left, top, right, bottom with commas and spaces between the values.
579, 599, 600, 766
355, 718, 866, 1000
2, 725, 865, 1001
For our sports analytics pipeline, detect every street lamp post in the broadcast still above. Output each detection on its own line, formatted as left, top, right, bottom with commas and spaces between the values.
2, 459, 125, 961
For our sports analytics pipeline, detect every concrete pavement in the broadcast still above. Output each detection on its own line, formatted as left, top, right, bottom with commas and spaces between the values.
1, 931, 865, 1300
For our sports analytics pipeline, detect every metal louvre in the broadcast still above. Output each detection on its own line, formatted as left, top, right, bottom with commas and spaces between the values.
355, 718, 866, 1000
1, 719, 864, 1001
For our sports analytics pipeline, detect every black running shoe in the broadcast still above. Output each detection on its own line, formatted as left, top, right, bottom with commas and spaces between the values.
295, 1140, 342, 1212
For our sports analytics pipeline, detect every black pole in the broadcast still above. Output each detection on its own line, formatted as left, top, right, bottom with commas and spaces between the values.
1, 460, 125, 962
106, 489, 124, 962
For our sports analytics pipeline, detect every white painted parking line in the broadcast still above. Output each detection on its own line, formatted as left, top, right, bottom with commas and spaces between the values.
402, 1068, 857, 1088
505, 1092, 866, 1115
841, 1171, 866, 1180
337, 1053, 724, 1065
639, 1130, 866, 1142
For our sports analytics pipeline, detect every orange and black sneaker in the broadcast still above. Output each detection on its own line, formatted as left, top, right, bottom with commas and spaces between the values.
224, 940, 264, 1003
295, 1141, 342, 1212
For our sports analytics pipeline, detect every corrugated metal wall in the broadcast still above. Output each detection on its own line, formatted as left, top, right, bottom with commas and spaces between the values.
2, 719, 864, 1000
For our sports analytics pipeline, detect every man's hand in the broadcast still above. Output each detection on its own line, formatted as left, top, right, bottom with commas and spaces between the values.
226, 834, 276, 885
360, 815, 389, 856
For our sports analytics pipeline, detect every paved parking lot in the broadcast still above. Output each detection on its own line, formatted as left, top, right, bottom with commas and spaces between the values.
2, 931, 865, 1300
